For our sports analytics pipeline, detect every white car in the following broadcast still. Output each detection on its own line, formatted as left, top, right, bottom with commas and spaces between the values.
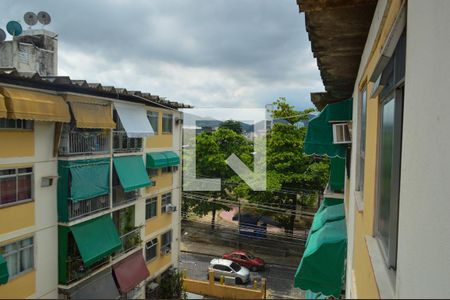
208, 258, 250, 284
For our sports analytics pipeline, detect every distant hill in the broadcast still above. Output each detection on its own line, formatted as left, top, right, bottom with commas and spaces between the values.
196, 120, 254, 133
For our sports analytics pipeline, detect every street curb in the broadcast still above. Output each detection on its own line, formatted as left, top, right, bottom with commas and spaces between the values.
180, 250, 298, 270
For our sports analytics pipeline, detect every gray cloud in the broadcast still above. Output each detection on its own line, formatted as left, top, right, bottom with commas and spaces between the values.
0, 0, 323, 109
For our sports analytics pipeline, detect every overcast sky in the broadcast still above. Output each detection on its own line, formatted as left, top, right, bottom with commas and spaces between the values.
0, 0, 323, 109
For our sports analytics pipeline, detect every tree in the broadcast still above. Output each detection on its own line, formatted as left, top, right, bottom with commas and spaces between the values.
159, 270, 186, 299
219, 120, 243, 135
184, 128, 253, 229
236, 98, 328, 234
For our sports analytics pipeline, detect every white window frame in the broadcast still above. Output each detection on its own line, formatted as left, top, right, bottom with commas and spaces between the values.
147, 111, 159, 135
145, 196, 158, 220
0, 167, 33, 207
162, 113, 173, 134
160, 230, 172, 252
161, 192, 172, 214
145, 238, 158, 262
0, 237, 34, 279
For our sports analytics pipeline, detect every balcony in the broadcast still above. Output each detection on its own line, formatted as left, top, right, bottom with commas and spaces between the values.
115, 227, 143, 256
113, 131, 143, 153
65, 255, 110, 284
67, 195, 110, 221
59, 126, 110, 156
113, 186, 140, 207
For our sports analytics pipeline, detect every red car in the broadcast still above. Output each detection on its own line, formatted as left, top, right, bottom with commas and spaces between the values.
222, 250, 265, 271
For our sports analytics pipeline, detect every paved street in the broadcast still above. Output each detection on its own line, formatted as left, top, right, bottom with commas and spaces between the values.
180, 252, 305, 299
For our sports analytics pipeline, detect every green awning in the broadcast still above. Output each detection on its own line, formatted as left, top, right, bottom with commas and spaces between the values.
310, 203, 345, 233
304, 98, 352, 158
114, 156, 153, 192
59, 158, 110, 202
0, 254, 8, 285
305, 290, 327, 299
163, 151, 180, 166
70, 215, 122, 267
329, 157, 345, 193
318, 198, 344, 213
295, 219, 347, 298
146, 152, 169, 168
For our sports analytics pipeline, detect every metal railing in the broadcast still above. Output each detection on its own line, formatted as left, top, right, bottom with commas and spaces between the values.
65, 255, 109, 284
59, 128, 110, 156
113, 131, 143, 153
68, 195, 110, 221
115, 227, 143, 256
113, 186, 139, 207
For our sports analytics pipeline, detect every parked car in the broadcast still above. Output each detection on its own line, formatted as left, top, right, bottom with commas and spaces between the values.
223, 250, 265, 271
208, 258, 250, 284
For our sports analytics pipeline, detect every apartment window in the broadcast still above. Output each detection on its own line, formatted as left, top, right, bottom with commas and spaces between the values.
375, 32, 405, 270
145, 197, 157, 219
162, 114, 173, 134
0, 167, 33, 206
160, 230, 172, 251
161, 166, 172, 174
357, 87, 367, 193
0, 119, 33, 130
145, 238, 158, 262
0, 237, 34, 278
161, 192, 172, 213
148, 168, 158, 177
147, 111, 159, 134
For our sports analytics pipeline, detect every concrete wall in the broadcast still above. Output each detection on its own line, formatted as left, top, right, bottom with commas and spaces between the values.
396, 1, 450, 298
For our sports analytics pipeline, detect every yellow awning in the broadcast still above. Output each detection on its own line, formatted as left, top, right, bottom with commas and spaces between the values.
0, 94, 6, 118
1, 87, 70, 122
67, 96, 116, 129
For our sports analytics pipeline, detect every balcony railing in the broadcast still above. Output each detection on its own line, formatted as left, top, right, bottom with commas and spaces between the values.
115, 227, 143, 256
113, 186, 139, 207
113, 131, 143, 153
65, 255, 109, 284
68, 195, 110, 221
59, 128, 110, 156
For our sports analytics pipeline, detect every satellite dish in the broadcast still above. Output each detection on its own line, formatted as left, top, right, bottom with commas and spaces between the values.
0, 29, 5, 42
6, 21, 22, 36
24, 12, 38, 26
37, 11, 51, 25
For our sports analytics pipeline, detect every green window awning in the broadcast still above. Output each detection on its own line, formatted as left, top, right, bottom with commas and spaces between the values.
318, 198, 344, 213
0, 254, 8, 285
70, 215, 122, 267
304, 98, 352, 158
146, 152, 168, 168
114, 155, 153, 192
295, 219, 347, 298
329, 157, 345, 193
310, 203, 345, 233
59, 158, 110, 202
146, 151, 180, 168
163, 151, 180, 166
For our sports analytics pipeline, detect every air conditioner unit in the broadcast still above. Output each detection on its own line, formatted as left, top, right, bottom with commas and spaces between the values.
332, 122, 351, 144
166, 204, 177, 213
161, 246, 171, 256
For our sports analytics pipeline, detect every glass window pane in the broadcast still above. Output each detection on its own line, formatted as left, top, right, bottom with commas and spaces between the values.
147, 112, 159, 134
377, 98, 396, 253
18, 174, 32, 201
19, 246, 33, 272
0, 176, 17, 205
5, 253, 19, 276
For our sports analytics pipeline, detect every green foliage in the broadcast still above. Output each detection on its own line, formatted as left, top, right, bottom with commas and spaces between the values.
219, 120, 243, 134
271, 97, 315, 125
159, 270, 186, 299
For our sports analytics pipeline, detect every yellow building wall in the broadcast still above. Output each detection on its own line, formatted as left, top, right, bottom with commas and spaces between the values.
0, 270, 36, 299
145, 107, 173, 149
351, 0, 403, 298
0, 202, 35, 235
146, 235, 173, 275
0, 130, 34, 157
146, 170, 173, 194
145, 194, 173, 236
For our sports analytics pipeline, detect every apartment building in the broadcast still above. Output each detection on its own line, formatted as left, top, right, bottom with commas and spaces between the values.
0, 29, 188, 299
295, 0, 450, 298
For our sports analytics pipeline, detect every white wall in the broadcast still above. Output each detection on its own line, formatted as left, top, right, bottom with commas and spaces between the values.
33, 122, 59, 298
396, 1, 450, 298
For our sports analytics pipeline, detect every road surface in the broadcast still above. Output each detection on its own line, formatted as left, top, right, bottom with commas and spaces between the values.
180, 252, 304, 299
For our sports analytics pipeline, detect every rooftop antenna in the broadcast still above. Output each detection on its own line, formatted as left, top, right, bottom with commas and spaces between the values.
37, 11, 51, 26
0, 29, 6, 43
24, 12, 38, 29
6, 21, 22, 37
